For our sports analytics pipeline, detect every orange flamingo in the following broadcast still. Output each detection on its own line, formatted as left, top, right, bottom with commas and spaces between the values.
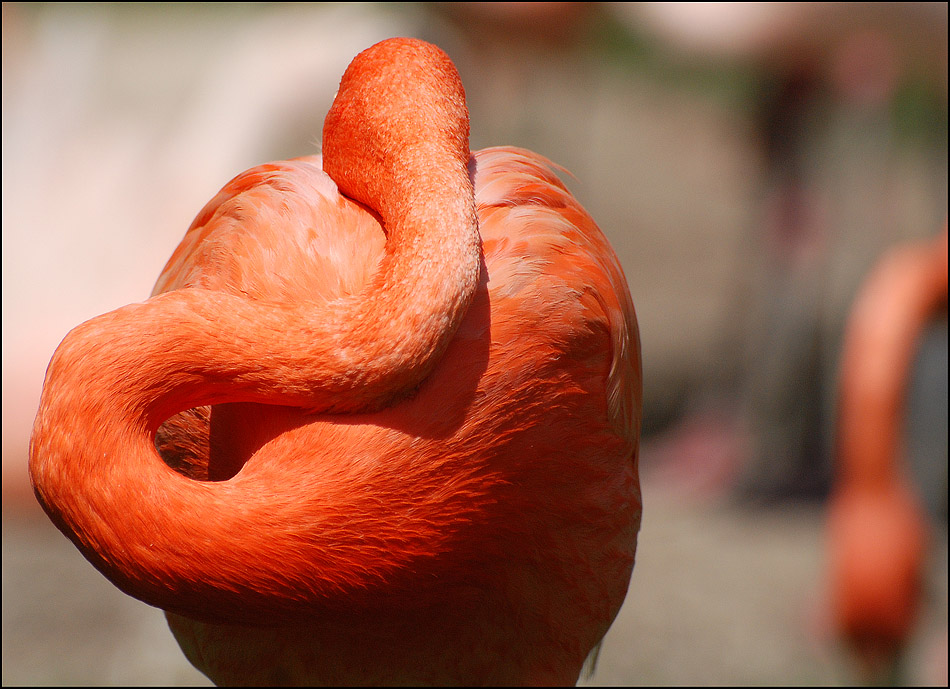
28, 38, 642, 685
827, 226, 948, 682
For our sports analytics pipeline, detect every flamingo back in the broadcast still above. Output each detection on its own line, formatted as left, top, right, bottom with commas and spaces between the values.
153, 146, 641, 685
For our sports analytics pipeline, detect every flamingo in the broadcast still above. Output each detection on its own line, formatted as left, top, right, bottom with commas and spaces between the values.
827, 227, 948, 682
28, 37, 642, 686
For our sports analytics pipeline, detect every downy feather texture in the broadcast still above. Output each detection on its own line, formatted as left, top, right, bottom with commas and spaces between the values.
30, 37, 642, 686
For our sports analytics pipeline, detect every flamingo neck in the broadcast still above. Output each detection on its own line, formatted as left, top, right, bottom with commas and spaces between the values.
315, 37, 479, 411
29, 37, 481, 623
837, 230, 948, 488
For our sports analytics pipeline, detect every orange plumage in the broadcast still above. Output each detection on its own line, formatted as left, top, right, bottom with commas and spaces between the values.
828, 227, 948, 680
29, 38, 641, 685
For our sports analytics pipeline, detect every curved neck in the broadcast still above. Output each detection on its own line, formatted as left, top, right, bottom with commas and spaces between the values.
317, 38, 480, 412
837, 229, 948, 487
29, 38, 480, 623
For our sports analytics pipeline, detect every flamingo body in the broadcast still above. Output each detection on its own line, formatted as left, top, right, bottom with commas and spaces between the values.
828, 228, 947, 679
29, 39, 641, 685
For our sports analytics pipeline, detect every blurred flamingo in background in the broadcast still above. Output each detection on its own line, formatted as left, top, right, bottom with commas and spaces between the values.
613, 1, 948, 504
827, 226, 948, 683
28, 38, 641, 685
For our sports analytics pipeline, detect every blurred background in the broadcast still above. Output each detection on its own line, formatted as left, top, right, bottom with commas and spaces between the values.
2, 2, 947, 685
